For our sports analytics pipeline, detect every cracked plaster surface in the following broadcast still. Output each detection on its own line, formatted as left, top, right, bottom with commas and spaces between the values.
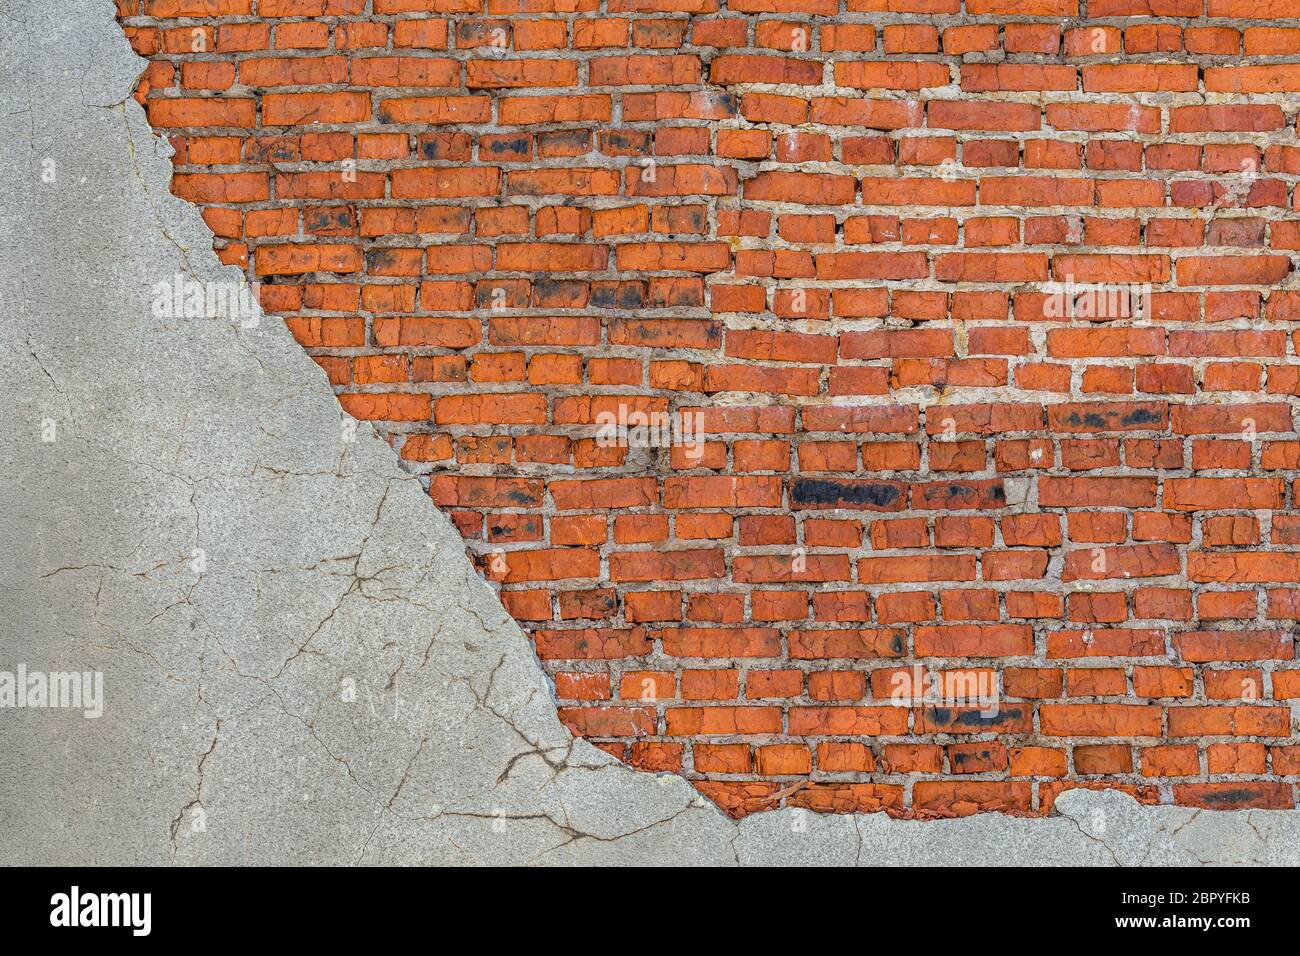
0, 0, 1298, 866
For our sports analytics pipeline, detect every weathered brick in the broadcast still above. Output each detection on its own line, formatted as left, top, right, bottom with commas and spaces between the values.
123, 0, 1300, 819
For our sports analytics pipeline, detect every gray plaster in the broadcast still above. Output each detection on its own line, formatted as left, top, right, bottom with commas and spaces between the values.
0, 0, 1296, 866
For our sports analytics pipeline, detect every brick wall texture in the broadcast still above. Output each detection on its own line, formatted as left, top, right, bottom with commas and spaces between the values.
117, 0, 1300, 819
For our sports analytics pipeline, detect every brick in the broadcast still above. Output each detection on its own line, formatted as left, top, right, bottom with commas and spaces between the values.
123, 0, 1300, 818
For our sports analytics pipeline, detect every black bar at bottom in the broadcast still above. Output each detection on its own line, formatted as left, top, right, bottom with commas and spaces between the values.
0, 866, 1284, 941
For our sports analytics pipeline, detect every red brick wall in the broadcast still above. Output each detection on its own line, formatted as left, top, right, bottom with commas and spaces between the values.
117, 0, 1300, 818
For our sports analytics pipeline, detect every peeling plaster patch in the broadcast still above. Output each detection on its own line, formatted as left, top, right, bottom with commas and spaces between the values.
1, 0, 1300, 865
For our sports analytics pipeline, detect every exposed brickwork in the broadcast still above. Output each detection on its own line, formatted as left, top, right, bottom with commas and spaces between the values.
116, 0, 1300, 818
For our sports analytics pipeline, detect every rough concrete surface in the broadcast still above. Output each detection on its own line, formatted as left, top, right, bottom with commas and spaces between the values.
0, 0, 1297, 866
